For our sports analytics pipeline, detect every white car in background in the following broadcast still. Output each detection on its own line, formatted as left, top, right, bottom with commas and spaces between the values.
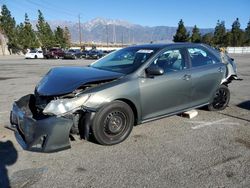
25, 50, 44, 59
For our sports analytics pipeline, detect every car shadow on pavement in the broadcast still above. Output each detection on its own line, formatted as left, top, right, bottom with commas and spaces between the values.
237, 100, 250, 110
0, 140, 18, 188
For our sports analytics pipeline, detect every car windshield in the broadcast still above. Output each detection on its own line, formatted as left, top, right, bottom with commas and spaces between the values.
68, 49, 76, 52
90, 47, 158, 74
30, 50, 37, 53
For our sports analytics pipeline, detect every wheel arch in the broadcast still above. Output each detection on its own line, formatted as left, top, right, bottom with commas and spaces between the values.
115, 98, 139, 125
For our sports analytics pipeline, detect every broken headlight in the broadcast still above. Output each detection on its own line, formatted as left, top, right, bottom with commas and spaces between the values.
43, 94, 90, 116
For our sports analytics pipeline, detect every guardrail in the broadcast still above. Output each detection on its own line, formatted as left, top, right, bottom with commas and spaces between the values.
226, 47, 250, 54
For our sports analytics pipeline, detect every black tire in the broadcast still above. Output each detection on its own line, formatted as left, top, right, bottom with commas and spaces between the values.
92, 101, 134, 145
34, 55, 37, 59
208, 85, 230, 111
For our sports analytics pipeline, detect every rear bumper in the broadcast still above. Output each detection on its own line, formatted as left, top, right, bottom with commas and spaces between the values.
10, 94, 73, 152
64, 54, 75, 59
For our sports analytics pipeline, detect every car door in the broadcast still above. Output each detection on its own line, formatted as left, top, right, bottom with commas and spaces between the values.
139, 48, 192, 121
38, 51, 43, 58
187, 47, 225, 107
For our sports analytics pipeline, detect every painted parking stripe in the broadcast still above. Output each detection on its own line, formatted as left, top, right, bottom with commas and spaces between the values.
189, 118, 240, 130
0, 111, 9, 114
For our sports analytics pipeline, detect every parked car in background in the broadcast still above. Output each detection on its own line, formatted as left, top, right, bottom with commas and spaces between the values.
10, 43, 238, 152
81, 50, 90, 58
64, 49, 83, 59
86, 50, 105, 59
25, 50, 44, 59
44, 48, 65, 59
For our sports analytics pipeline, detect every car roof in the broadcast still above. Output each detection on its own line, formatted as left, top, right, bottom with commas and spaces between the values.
129, 43, 219, 57
131, 43, 208, 50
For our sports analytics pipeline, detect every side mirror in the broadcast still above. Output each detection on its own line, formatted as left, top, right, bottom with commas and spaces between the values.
146, 65, 164, 76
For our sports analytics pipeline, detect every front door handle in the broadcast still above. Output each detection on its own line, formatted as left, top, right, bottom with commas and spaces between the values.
183, 74, 191, 81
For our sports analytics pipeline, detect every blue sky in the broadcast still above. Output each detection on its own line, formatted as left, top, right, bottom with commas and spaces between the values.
1, 0, 250, 29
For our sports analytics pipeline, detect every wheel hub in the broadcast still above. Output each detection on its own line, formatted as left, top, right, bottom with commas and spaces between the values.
109, 116, 123, 133
213, 88, 228, 109
104, 111, 126, 135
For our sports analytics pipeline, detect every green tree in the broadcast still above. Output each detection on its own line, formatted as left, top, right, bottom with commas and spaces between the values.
17, 13, 39, 50
63, 26, 71, 48
224, 32, 232, 47
173, 19, 189, 42
201, 33, 214, 46
244, 19, 250, 45
213, 20, 226, 47
231, 18, 243, 46
191, 25, 201, 43
0, 4, 18, 53
36, 10, 55, 48
54, 26, 66, 48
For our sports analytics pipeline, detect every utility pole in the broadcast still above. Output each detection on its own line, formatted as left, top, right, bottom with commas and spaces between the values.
106, 25, 109, 47
121, 30, 124, 47
128, 28, 130, 44
113, 25, 116, 44
78, 14, 82, 46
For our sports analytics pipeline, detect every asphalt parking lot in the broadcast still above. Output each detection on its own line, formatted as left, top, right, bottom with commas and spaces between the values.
0, 55, 250, 187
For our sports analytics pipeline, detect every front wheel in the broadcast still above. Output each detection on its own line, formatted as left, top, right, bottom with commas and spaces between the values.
208, 85, 230, 111
92, 101, 134, 145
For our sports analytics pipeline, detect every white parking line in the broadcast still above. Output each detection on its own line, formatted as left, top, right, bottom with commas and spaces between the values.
189, 118, 240, 130
0, 111, 9, 114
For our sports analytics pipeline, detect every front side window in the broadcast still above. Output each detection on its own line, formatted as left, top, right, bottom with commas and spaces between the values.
153, 49, 185, 73
91, 47, 159, 74
30, 50, 37, 53
188, 48, 218, 67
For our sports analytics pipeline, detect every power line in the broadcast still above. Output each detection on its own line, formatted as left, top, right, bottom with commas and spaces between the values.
42, 0, 86, 18
10, 0, 57, 20
25, 0, 76, 18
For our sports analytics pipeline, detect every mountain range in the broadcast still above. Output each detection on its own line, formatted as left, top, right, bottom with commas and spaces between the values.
41, 18, 214, 44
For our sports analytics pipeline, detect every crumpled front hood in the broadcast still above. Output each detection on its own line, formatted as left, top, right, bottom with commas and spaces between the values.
36, 66, 124, 96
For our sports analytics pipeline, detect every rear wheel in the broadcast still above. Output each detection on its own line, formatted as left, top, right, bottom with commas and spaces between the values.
208, 85, 230, 111
34, 55, 37, 59
92, 101, 134, 145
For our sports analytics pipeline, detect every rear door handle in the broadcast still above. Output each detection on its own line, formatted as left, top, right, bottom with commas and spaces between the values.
183, 74, 191, 81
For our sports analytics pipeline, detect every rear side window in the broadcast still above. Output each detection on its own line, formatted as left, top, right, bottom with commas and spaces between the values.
153, 49, 186, 73
188, 48, 218, 68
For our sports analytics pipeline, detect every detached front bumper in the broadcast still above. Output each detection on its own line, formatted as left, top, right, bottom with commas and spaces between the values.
10, 94, 74, 152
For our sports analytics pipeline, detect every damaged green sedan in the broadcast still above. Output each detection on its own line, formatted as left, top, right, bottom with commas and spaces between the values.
10, 43, 238, 152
